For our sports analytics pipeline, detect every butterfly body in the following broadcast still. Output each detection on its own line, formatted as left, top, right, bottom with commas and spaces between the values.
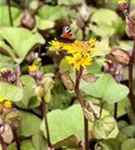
60, 26, 75, 43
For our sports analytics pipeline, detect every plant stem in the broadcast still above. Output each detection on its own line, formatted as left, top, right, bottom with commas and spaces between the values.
41, 99, 52, 149
114, 103, 118, 119
84, 117, 89, 150
0, 135, 7, 150
75, 68, 89, 150
75, 68, 84, 107
128, 39, 135, 115
6, 0, 13, 26
128, 0, 131, 12
124, 11, 135, 26
12, 126, 20, 150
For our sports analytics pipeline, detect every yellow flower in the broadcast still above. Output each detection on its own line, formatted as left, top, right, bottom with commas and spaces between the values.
63, 39, 98, 55
49, 39, 63, 51
4, 100, 12, 108
28, 64, 38, 72
88, 38, 98, 47
48, 37, 99, 70
117, 0, 126, 4
0, 97, 5, 102
66, 53, 93, 70
0, 68, 8, 73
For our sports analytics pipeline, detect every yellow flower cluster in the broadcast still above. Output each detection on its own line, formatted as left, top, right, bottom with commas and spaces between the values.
117, 0, 135, 4
49, 38, 98, 70
0, 96, 12, 108
117, 0, 126, 4
0, 67, 8, 73
28, 64, 38, 72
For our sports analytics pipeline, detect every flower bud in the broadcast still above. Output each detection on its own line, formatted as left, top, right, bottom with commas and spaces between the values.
110, 48, 130, 65
21, 9, 36, 30
1, 123, 14, 144
35, 85, 45, 98
60, 73, 74, 91
126, 10, 135, 38
82, 74, 96, 83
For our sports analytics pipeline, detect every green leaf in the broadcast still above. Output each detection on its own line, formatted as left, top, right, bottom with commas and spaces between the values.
38, 5, 69, 22
60, 58, 71, 73
18, 111, 41, 137
36, 16, 54, 30
81, 74, 129, 103
120, 125, 135, 138
58, 0, 82, 5
0, 40, 16, 59
0, 6, 22, 27
90, 9, 125, 37
121, 138, 135, 150
126, 106, 135, 124
0, 82, 23, 102
40, 104, 84, 144
32, 133, 47, 150
0, 27, 45, 63
115, 40, 134, 51
43, 65, 55, 73
16, 75, 40, 109
105, 97, 130, 117
0, 54, 14, 68
86, 62, 102, 74
92, 116, 119, 139
95, 37, 111, 56
96, 139, 121, 150
8, 140, 36, 150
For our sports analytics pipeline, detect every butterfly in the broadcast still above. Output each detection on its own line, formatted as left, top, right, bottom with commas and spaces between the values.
60, 26, 74, 43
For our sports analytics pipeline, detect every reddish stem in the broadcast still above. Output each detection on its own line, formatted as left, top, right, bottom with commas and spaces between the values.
128, 39, 135, 115
41, 99, 52, 149
12, 126, 20, 150
75, 68, 89, 150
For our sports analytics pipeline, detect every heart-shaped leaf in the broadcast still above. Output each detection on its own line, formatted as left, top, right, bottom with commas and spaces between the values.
18, 111, 41, 137
0, 82, 23, 102
81, 74, 129, 103
89, 9, 125, 37
0, 27, 45, 63
40, 104, 84, 144
40, 103, 112, 144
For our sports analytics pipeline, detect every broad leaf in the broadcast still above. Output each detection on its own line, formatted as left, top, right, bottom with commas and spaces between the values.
32, 133, 48, 150
0, 27, 45, 63
0, 82, 23, 102
16, 75, 40, 109
90, 9, 125, 37
81, 74, 129, 103
40, 104, 84, 144
92, 116, 119, 139
8, 140, 36, 150
38, 5, 69, 22
18, 111, 41, 137
36, 16, 54, 30
58, 0, 82, 5
121, 138, 135, 150
0, 54, 15, 68
0, 6, 22, 27
96, 139, 120, 150
40, 103, 114, 144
